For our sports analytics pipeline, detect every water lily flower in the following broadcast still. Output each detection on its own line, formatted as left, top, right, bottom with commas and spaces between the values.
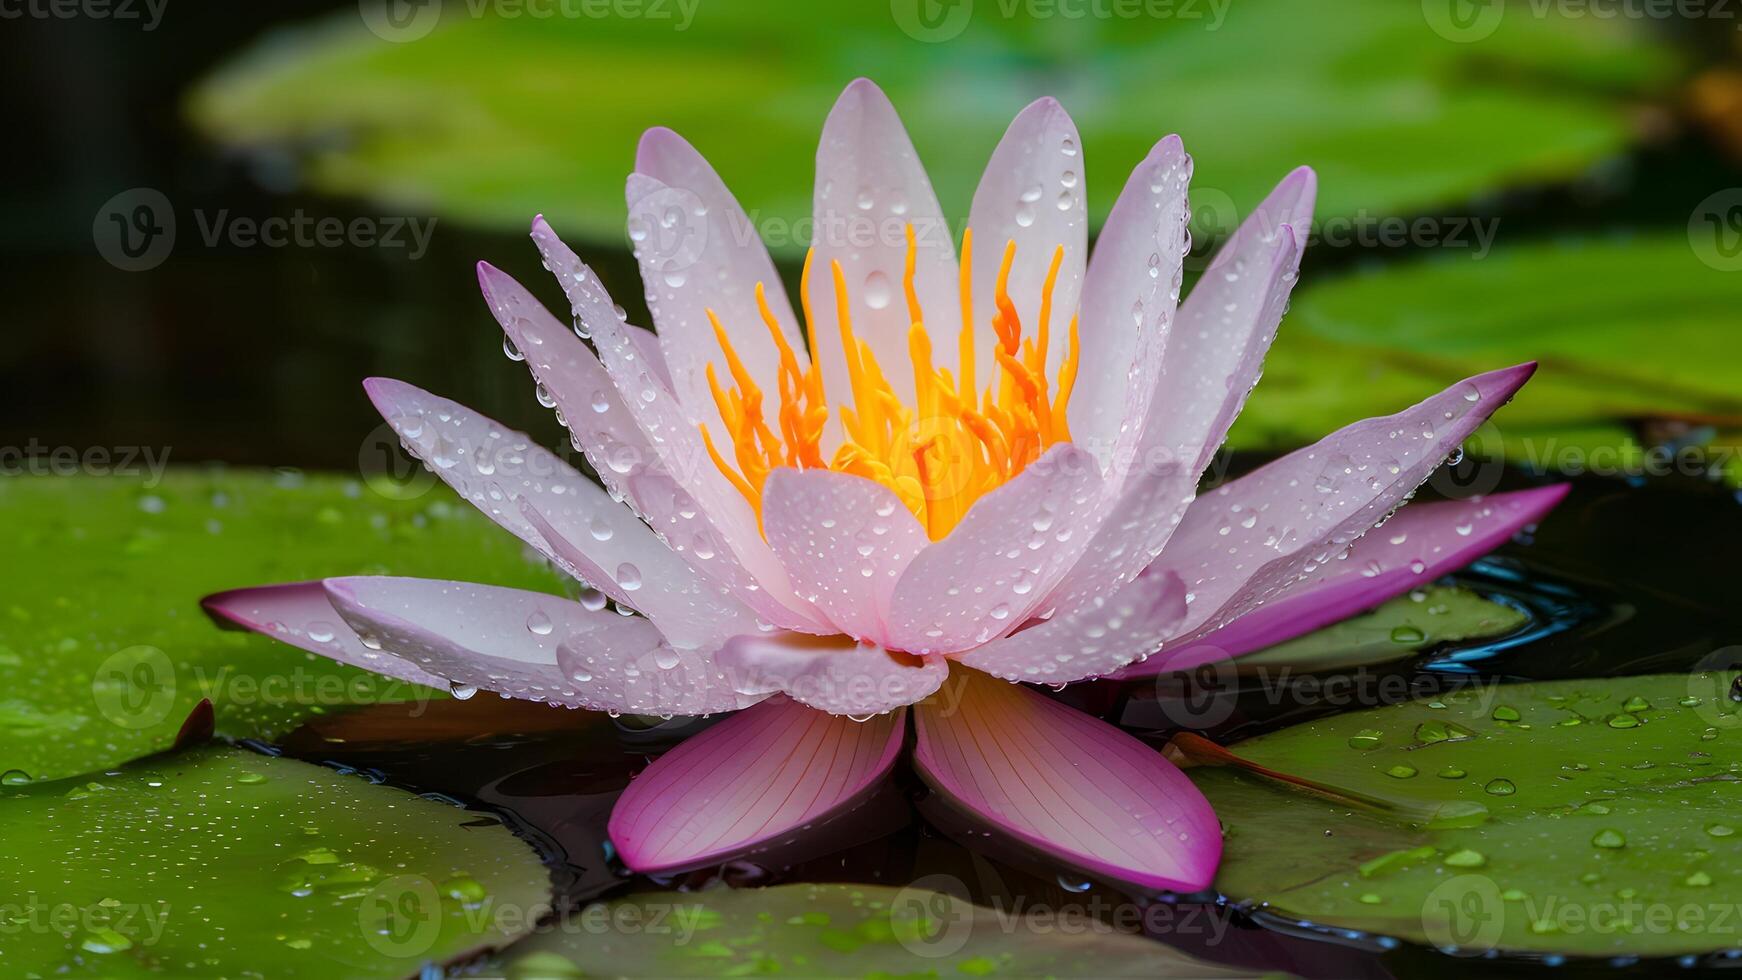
204, 79, 1557, 892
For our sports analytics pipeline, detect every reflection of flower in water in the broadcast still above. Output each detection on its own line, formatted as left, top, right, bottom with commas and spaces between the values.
206, 78, 1555, 891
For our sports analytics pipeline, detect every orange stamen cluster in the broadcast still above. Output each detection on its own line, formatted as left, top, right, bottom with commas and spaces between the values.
700, 225, 1080, 540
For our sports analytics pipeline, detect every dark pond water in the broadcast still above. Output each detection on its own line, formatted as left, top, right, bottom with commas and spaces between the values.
240, 464, 1742, 979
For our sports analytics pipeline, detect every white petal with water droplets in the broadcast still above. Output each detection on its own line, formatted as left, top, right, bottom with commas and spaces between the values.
807, 78, 958, 424
363, 377, 659, 607
1075, 135, 1191, 482
1150, 168, 1314, 478
627, 127, 805, 443
479, 260, 810, 631
528, 216, 830, 633
760, 468, 930, 645
1153, 363, 1538, 639
885, 444, 1103, 654
324, 576, 758, 715
716, 632, 948, 716
965, 97, 1087, 387
956, 569, 1187, 683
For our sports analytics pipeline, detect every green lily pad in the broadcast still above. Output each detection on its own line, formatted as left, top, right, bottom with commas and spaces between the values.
1238, 586, 1527, 672
0, 470, 564, 782
1231, 235, 1742, 482
0, 746, 550, 977
463, 882, 1263, 978
1192, 672, 1742, 957
187, 0, 1675, 248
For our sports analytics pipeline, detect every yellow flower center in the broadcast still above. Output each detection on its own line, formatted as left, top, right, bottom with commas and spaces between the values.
701, 225, 1080, 540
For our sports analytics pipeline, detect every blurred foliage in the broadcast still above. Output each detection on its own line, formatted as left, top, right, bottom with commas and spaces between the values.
0, 469, 563, 782
1235, 234, 1742, 484
187, 0, 1678, 249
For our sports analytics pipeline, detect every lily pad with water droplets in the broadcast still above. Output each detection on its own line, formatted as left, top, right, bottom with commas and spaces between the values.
1236, 585, 1527, 673
1231, 236, 1742, 484
460, 882, 1264, 978
0, 470, 565, 782
1191, 672, 1742, 958
0, 746, 551, 977
186, 0, 1675, 249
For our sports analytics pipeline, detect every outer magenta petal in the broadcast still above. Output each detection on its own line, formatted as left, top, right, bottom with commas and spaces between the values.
1156, 362, 1538, 639
912, 670, 1221, 892
760, 468, 929, 644
716, 632, 948, 717
323, 576, 757, 715
608, 696, 905, 874
1121, 484, 1570, 677
886, 444, 1103, 655
201, 582, 447, 690
955, 569, 1187, 684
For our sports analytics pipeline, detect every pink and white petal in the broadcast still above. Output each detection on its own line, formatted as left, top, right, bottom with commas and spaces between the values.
912, 670, 1220, 892
480, 261, 808, 632
760, 468, 929, 644
1074, 135, 1191, 479
625, 323, 674, 392
808, 78, 957, 418
323, 576, 757, 715
716, 632, 947, 717
1155, 363, 1538, 639
627, 127, 802, 435
528, 216, 830, 633
608, 695, 905, 873
965, 97, 1087, 385
202, 582, 448, 690
1145, 168, 1314, 477
520, 500, 760, 651
886, 444, 1103, 655
956, 569, 1187, 684
1031, 459, 1197, 623
1126, 484, 1570, 676
363, 377, 642, 605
